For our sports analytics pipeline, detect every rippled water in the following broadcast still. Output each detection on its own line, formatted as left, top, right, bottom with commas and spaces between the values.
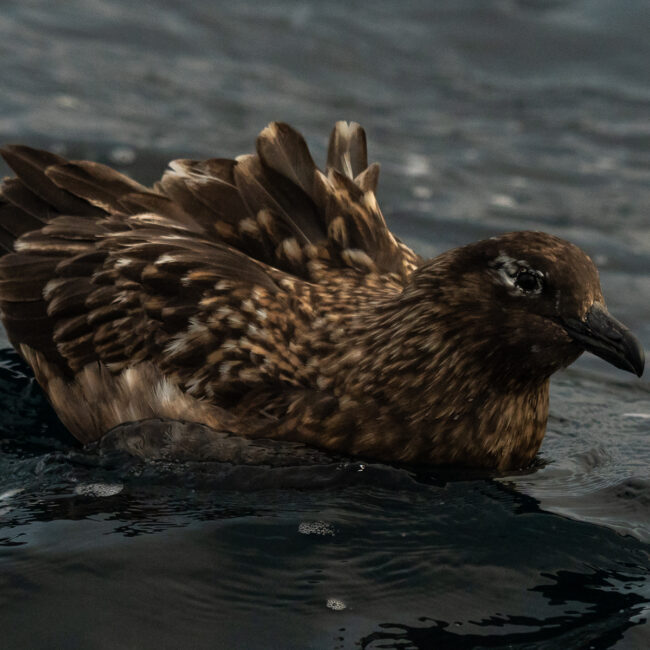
0, 1, 649, 648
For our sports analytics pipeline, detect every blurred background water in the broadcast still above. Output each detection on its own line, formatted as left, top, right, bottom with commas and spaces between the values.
0, 1, 648, 648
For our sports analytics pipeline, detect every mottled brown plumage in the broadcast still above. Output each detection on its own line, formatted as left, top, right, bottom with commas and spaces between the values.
0, 122, 644, 469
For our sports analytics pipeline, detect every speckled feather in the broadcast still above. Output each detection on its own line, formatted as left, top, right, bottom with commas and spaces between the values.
0, 122, 615, 468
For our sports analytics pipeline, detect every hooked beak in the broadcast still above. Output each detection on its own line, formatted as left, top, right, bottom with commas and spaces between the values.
562, 303, 645, 377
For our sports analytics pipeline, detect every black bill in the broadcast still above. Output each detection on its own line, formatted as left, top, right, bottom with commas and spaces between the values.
562, 303, 645, 377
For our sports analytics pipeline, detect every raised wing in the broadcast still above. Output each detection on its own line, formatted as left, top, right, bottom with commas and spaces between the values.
0, 123, 419, 440
156, 121, 419, 278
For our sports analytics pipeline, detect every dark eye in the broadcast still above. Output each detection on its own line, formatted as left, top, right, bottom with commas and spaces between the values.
515, 270, 542, 293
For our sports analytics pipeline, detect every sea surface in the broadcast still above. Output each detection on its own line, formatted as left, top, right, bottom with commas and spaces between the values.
0, 1, 649, 648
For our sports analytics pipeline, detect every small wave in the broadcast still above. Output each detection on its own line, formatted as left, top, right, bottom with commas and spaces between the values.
513, 474, 650, 543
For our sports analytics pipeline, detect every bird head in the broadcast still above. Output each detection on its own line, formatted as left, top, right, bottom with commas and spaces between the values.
410, 231, 644, 382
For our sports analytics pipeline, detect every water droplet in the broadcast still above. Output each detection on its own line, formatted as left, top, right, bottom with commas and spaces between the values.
326, 598, 346, 611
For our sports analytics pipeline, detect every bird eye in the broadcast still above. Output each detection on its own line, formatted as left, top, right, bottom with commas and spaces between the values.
515, 270, 542, 293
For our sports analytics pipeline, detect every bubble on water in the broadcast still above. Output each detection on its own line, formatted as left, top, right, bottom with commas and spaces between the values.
326, 598, 346, 611
298, 521, 334, 536
74, 483, 124, 497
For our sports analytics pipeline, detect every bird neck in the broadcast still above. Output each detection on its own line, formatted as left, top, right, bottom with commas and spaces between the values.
326, 293, 551, 468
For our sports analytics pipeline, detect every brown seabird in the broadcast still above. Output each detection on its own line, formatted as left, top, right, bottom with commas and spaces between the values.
0, 122, 644, 468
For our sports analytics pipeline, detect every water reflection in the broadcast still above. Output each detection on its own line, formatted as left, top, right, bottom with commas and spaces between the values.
360, 567, 647, 648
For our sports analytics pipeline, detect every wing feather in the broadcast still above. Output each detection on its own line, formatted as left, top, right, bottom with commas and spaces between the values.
256, 121, 318, 199
45, 160, 148, 212
327, 120, 368, 179
0, 145, 104, 216
0, 122, 419, 441
0, 178, 54, 221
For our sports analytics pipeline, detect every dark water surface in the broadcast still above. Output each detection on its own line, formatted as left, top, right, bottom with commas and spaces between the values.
0, 1, 649, 648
